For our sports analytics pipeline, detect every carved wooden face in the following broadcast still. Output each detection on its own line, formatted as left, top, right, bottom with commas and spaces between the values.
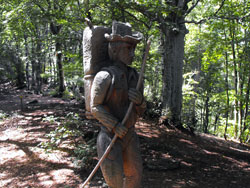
116, 42, 136, 65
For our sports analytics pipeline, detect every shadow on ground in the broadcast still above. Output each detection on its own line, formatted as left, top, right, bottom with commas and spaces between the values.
0, 84, 250, 188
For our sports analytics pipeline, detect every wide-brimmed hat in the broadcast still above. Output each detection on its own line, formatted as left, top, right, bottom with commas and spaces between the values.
105, 21, 143, 44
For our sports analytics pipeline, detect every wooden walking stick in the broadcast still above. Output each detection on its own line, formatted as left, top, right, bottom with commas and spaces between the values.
82, 38, 151, 188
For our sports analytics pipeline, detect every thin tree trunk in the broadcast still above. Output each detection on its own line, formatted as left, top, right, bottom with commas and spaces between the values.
14, 38, 25, 88
230, 23, 239, 138
240, 25, 250, 142
214, 113, 219, 134
241, 72, 250, 142
235, 21, 244, 138
56, 41, 65, 95
204, 95, 209, 133
31, 39, 36, 90
224, 50, 230, 140
24, 35, 30, 89
223, 27, 230, 140
36, 28, 42, 94
50, 0, 65, 96
192, 24, 202, 130
50, 22, 64, 96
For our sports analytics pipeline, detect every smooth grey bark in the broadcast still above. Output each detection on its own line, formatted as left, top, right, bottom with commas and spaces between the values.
160, 0, 188, 126
161, 28, 185, 126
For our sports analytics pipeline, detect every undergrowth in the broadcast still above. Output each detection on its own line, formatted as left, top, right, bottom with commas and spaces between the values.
39, 112, 97, 169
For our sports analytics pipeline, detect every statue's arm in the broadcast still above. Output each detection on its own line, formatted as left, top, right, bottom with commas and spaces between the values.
90, 71, 119, 131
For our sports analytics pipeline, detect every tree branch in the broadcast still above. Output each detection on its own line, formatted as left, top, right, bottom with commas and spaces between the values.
183, 14, 249, 25
32, 0, 46, 13
183, 19, 207, 24
46, 0, 51, 10
214, 0, 226, 16
183, 0, 250, 25
240, 11, 250, 22
184, 0, 192, 5
185, 0, 201, 17
123, 10, 151, 29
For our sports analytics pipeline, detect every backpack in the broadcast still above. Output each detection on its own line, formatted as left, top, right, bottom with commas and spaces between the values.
83, 25, 111, 119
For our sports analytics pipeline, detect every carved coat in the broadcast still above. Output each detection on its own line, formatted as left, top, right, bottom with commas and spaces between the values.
90, 65, 146, 132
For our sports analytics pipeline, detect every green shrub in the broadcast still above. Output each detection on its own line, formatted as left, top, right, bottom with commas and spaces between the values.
39, 112, 97, 169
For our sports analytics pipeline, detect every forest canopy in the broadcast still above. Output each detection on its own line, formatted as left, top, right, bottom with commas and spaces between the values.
0, 0, 250, 143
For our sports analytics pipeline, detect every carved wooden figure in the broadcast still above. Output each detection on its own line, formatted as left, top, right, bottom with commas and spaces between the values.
83, 21, 146, 188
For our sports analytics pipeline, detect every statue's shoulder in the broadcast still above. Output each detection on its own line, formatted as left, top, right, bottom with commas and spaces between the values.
101, 66, 120, 77
100, 66, 127, 92
94, 69, 112, 82
91, 66, 117, 87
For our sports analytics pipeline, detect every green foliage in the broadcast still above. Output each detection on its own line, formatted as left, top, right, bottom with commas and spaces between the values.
40, 112, 82, 150
73, 138, 97, 169
183, 0, 250, 142
40, 73, 53, 79
215, 119, 235, 138
0, 110, 9, 120
42, 115, 59, 124
240, 128, 250, 143
182, 72, 199, 129
48, 86, 74, 99
62, 89, 74, 100
39, 112, 97, 169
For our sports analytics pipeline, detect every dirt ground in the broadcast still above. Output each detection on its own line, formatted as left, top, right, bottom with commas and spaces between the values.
1, 83, 250, 188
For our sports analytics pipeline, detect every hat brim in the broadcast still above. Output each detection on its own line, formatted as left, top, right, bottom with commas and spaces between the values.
105, 32, 143, 44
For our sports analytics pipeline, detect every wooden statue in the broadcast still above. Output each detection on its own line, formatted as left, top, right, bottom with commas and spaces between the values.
83, 21, 146, 188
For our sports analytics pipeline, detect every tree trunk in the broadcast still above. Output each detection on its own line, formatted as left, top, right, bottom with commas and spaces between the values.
36, 45, 42, 94
56, 40, 65, 95
204, 95, 209, 133
224, 49, 230, 140
192, 24, 202, 130
14, 57, 25, 88
161, 22, 186, 127
240, 72, 250, 142
14, 42, 25, 88
50, 0, 65, 96
235, 21, 245, 139
24, 35, 30, 89
240, 25, 250, 142
213, 113, 219, 134
50, 22, 64, 96
160, 0, 189, 128
31, 40, 36, 90
230, 23, 239, 139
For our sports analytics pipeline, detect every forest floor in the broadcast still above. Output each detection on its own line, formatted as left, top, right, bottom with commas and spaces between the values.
0, 83, 250, 188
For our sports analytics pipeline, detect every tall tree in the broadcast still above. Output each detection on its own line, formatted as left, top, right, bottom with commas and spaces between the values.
134, 0, 199, 127
98, 0, 201, 127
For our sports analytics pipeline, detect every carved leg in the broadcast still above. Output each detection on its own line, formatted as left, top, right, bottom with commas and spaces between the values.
97, 130, 124, 188
123, 133, 142, 188
101, 158, 124, 188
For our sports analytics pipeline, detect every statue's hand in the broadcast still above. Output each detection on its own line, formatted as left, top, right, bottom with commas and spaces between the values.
128, 88, 143, 105
114, 123, 128, 138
